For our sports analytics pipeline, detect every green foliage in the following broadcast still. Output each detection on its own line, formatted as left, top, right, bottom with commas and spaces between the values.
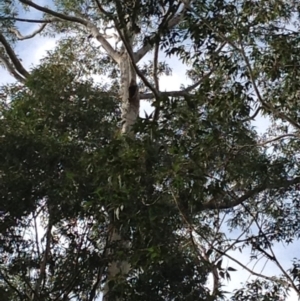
1, 0, 300, 300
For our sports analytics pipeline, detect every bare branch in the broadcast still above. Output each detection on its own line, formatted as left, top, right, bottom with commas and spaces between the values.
140, 90, 188, 99
0, 33, 29, 77
235, 133, 299, 150
218, 250, 278, 282
203, 176, 300, 210
19, 0, 87, 24
140, 66, 218, 100
94, 0, 111, 15
257, 133, 298, 146
18, 0, 120, 63
0, 17, 53, 23
0, 54, 26, 82
33, 213, 41, 259
141, 41, 226, 100
170, 189, 221, 297
9, 23, 48, 40
88, 234, 109, 301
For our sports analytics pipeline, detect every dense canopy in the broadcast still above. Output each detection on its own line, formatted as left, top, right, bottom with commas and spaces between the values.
1, 0, 300, 300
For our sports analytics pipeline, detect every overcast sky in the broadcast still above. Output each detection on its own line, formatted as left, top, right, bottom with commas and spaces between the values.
1, 6, 299, 300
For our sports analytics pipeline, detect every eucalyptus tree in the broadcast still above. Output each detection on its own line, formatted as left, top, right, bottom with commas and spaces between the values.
1, 0, 300, 300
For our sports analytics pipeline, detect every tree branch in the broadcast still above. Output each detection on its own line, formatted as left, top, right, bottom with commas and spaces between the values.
236, 29, 300, 130
94, 0, 109, 15
140, 90, 181, 100
9, 23, 48, 40
34, 214, 53, 297
242, 205, 300, 296
134, 3, 187, 63
18, 0, 120, 63
0, 17, 53, 23
0, 54, 26, 82
217, 249, 278, 282
114, 21, 160, 99
0, 33, 29, 78
153, 42, 160, 90
19, 0, 87, 24
241, 106, 263, 122
203, 176, 300, 210
140, 66, 218, 100
0, 270, 25, 300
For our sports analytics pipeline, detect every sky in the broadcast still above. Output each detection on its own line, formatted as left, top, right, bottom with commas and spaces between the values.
0, 3, 299, 300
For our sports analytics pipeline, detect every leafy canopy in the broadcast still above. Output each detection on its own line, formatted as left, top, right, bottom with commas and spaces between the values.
1, 0, 300, 300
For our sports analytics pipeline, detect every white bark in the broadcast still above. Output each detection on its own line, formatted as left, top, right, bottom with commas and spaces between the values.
120, 52, 139, 134
102, 229, 131, 301
103, 51, 139, 301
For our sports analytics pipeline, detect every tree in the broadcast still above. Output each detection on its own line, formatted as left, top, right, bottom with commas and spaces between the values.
1, 0, 300, 300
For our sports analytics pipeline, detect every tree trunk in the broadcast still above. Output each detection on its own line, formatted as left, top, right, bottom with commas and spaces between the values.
120, 52, 139, 134
103, 51, 139, 301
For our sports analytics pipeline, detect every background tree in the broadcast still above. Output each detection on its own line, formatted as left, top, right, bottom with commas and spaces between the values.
1, 0, 300, 300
